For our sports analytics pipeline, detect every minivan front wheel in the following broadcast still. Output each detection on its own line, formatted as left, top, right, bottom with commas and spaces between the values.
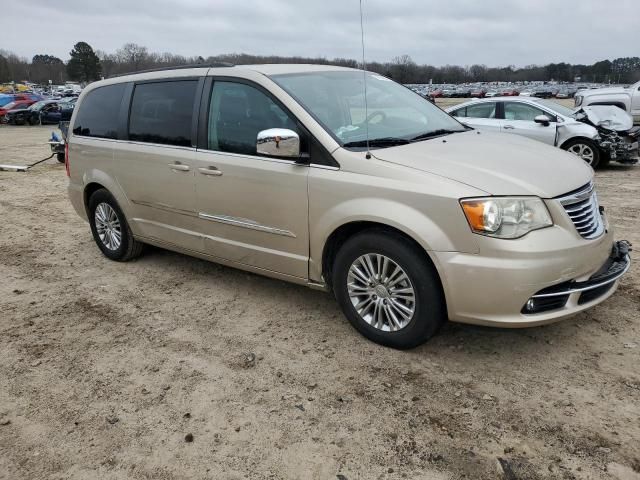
88, 189, 144, 261
332, 231, 446, 349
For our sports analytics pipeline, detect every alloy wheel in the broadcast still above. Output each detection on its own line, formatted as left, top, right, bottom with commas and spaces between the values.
94, 203, 122, 251
347, 253, 416, 332
567, 143, 595, 165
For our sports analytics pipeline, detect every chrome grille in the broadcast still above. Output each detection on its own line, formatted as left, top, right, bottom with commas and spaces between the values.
558, 182, 604, 240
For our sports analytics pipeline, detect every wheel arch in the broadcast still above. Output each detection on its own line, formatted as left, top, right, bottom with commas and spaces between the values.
559, 136, 599, 150
321, 220, 444, 293
83, 182, 107, 213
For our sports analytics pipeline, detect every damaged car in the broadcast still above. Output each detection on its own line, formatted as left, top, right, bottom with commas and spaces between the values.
447, 97, 639, 168
574, 105, 640, 166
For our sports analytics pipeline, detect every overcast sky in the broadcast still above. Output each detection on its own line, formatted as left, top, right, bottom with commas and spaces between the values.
4, 0, 638, 66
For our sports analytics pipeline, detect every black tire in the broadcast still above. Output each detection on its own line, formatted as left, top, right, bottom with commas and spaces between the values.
332, 230, 446, 349
88, 189, 144, 261
598, 150, 611, 167
562, 138, 600, 169
56, 152, 65, 163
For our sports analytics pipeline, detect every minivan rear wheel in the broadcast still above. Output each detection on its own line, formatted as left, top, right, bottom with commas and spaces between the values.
332, 230, 446, 349
88, 189, 144, 261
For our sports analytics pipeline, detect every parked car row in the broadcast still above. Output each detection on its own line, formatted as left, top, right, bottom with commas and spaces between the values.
409, 82, 617, 100
0, 94, 76, 125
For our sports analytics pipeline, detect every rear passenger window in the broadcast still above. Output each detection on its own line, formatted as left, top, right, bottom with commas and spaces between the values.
466, 103, 496, 119
128, 80, 197, 147
72, 84, 125, 139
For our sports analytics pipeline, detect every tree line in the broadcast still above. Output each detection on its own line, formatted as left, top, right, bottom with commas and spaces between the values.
1, 41, 639, 86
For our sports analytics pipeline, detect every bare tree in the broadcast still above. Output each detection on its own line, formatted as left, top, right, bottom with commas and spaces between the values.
116, 43, 149, 72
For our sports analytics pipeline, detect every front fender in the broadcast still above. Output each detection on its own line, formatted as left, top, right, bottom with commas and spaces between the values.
557, 123, 599, 147
308, 195, 480, 282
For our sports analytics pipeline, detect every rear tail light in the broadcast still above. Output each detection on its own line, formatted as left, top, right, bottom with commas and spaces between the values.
64, 142, 70, 177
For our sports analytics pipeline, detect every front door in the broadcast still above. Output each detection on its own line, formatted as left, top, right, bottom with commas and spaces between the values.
193, 80, 309, 279
502, 101, 557, 145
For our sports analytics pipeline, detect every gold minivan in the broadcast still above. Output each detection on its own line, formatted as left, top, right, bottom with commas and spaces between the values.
67, 64, 630, 348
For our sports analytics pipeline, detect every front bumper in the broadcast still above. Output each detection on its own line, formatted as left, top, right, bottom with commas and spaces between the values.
433, 221, 631, 327
524, 240, 630, 313
600, 127, 640, 163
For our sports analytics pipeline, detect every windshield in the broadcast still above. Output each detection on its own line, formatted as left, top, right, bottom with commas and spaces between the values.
30, 101, 47, 111
3, 102, 19, 110
272, 71, 466, 147
534, 99, 575, 117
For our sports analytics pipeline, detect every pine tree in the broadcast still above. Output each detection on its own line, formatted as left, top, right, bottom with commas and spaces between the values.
66, 42, 101, 83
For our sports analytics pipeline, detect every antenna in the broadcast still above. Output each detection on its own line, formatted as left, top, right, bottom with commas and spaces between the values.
359, 0, 371, 159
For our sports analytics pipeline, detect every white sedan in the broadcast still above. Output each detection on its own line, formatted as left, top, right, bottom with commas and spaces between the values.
446, 97, 602, 167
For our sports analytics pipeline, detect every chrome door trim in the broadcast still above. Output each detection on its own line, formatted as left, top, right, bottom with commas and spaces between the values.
131, 200, 198, 217
196, 147, 340, 170
198, 212, 297, 238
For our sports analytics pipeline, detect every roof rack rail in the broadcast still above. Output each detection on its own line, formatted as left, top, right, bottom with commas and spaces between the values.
110, 62, 234, 78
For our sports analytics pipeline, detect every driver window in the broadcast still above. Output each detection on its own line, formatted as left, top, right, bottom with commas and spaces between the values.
504, 102, 546, 122
208, 81, 298, 156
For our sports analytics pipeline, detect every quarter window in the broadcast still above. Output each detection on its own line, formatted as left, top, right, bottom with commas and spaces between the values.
207, 81, 297, 155
72, 84, 125, 139
128, 80, 198, 147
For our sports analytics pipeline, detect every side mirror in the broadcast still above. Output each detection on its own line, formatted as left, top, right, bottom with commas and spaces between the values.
257, 128, 300, 159
534, 115, 551, 126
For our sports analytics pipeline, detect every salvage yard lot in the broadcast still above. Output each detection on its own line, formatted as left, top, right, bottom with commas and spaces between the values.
0, 123, 639, 479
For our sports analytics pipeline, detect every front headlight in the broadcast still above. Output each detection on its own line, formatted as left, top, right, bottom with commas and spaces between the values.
575, 95, 583, 107
460, 197, 553, 239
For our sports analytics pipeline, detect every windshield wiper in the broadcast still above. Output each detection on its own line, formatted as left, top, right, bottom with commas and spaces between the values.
410, 129, 462, 142
343, 137, 410, 148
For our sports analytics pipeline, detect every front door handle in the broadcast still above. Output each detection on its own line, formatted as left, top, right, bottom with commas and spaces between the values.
169, 163, 190, 171
503, 125, 515, 130
198, 167, 223, 176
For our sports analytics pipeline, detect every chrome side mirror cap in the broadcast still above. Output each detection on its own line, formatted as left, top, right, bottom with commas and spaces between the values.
257, 128, 300, 158
534, 115, 551, 126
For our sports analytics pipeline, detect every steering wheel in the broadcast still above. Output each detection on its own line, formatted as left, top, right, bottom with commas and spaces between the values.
362, 110, 386, 124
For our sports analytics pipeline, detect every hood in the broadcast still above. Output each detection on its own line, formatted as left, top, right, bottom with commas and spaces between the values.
576, 105, 633, 132
371, 131, 593, 198
578, 86, 627, 97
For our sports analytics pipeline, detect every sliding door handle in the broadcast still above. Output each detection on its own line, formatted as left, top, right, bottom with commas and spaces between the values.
198, 167, 223, 176
168, 163, 190, 171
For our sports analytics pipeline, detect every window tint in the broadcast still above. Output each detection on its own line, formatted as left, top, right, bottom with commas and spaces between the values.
504, 102, 546, 122
208, 81, 297, 155
466, 103, 497, 119
128, 80, 197, 147
73, 83, 125, 139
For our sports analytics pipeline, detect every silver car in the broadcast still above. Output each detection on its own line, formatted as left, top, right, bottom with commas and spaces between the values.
446, 97, 602, 167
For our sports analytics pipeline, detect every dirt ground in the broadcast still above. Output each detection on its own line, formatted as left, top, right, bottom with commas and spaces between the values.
0, 121, 639, 480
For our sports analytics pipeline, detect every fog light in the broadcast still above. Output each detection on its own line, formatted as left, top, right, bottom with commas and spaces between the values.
525, 299, 535, 312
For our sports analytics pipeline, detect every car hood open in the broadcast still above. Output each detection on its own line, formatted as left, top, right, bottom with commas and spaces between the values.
371, 131, 593, 198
